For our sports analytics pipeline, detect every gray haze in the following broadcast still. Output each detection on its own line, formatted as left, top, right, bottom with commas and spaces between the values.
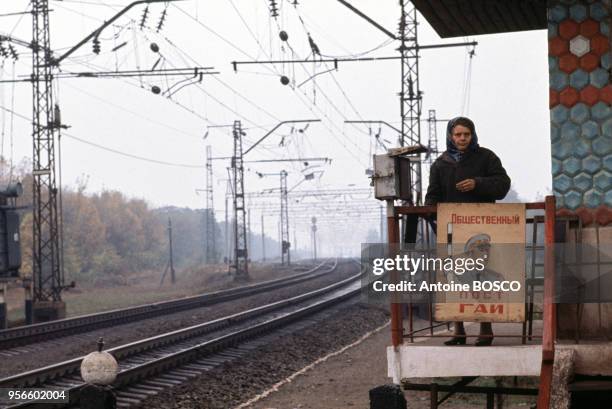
0, 1, 551, 256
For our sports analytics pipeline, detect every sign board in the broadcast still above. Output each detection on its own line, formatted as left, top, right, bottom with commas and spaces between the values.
434, 203, 526, 322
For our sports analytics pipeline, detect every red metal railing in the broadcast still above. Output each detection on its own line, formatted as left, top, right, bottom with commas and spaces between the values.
386, 197, 556, 408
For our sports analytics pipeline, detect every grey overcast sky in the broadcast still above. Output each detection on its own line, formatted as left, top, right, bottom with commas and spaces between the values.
0, 1, 551, 253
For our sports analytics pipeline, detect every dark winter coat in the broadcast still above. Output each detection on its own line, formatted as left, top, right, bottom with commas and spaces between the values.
424, 147, 511, 205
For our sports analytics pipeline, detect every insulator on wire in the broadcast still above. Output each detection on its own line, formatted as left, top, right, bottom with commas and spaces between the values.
269, 0, 279, 18
308, 34, 321, 57
157, 8, 168, 32
140, 6, 149, 29
0, 41, 8, 59
92, 37, 101, 54
8, 44, 18, 61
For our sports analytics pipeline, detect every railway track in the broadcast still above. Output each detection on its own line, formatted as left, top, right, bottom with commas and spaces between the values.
0, 260, 337, 351
0, 260, 363, 409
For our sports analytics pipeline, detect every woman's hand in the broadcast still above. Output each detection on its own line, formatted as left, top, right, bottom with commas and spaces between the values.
456, 178, 476, 192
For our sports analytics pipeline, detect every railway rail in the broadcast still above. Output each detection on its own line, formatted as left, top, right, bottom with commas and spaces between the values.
0, 260, 363, 409
0, 260, 337, 351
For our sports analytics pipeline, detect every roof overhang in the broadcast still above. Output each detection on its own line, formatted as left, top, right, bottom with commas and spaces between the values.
412, 0, 547, 38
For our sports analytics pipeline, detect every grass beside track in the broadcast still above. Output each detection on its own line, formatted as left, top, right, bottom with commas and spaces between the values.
6, 262, 306, 324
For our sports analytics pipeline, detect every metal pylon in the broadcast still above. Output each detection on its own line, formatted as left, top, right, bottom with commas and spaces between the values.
32, 0, 63, 302
231, 121, 248, 279
205, 145, 216, 263
280, 170, 290, 265
425, 109, 439, 165
399, 0, 423, 206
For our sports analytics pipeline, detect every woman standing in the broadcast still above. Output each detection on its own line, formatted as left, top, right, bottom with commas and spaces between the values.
425, 116, 511, 346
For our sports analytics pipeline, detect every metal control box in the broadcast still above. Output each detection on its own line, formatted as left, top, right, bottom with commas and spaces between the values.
0, 210, 21, 277
372, 154, 412, 201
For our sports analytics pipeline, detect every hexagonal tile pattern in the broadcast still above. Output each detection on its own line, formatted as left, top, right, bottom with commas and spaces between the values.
550, 72, 569, 91
580, 19, 600, 37
560, 87, 580, 107
562, 157, 581, 176
605, 155, 612, 172
569, 4, 588, 22
584, 189, 602, 207
590, 3, 608, 21
602, 86, 612, 105
606, 190, 612, 207
570, 103, 590, 123
548, 22, 558, 39
583, 155, 602, 174
594, 171, 612, 191
551, 123, 561, 142
569, 68, 589, 88
560, 54, 580, 73
575, 207, 595, 225
574, 173, 593, 192
551, 105, 569, 125
550, 37, 569, 56
552, 140, 573, 160
550, 89, 559, 108
579, 85, 600, 106
602, 21, 610, 36
552, 158, 562, 176
549, 5, 568, 23
592, 136, 612, 156
570, 35, 590, 57
602, 53, 611, 70
579, 53, 600, 72
554, 174, 573, 193
547, 6, 611, 213
592, 102, 611, 121
556, 194, 565, 209
581, 120, 600, 139
559, 20, 579, 39
548, 56, 558, 72
561, 121, 580, 139
565, 190, 582, 210
605, 191, 612, 207
603, 118, 612, 138
590, 68, 610, 88
573, 138, 591, 158
591, 34, 610, 56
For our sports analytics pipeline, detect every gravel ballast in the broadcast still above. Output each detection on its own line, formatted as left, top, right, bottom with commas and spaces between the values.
135, 303, 390, 409
0, 262, 357, 378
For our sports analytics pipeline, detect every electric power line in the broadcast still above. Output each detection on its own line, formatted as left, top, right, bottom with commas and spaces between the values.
0, 104, 205, 169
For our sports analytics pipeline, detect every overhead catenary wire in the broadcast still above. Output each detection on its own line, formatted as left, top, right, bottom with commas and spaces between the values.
173, 1, 370, 165
35, 3, 268, 132
0, 104, 205, 169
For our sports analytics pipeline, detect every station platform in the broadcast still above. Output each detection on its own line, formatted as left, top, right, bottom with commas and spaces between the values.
388, 321, 543, 381
388, 320, 612, 383
246, 317, 612, 408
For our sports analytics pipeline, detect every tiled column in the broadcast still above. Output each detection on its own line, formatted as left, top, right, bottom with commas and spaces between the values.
549, 0, 611, 225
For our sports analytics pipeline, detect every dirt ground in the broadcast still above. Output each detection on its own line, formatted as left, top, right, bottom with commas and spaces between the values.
246, 322, 537, 409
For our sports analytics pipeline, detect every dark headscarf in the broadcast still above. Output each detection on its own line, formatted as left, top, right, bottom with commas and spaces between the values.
446, 116, 479, 162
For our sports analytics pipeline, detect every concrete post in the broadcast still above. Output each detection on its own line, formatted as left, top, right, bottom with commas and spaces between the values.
80, 338, 118, 409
